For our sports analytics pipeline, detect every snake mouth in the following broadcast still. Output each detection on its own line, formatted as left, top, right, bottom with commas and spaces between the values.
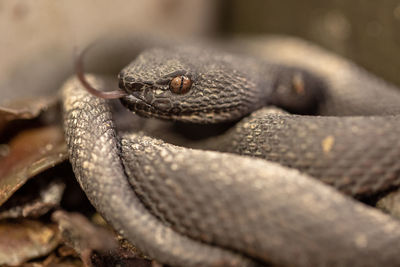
120, 92, 249, 123
120, 96, 247, 124
120, 93, 173, 119
123, 93, 153, 109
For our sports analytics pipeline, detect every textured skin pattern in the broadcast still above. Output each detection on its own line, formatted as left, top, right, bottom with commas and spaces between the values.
194, 108, 400, 197
119, 45, 325, 123
62, 37, 400, 266
239, 36, 400, 116
121, 134, 400, 267
62, 77, 258, 267
117, 39, 400, 199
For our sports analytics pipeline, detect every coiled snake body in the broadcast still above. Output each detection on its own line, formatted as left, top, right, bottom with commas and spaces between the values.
62, 36, 400, 266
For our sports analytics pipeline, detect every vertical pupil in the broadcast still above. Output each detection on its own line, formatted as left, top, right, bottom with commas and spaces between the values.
179, 76, 184, 92
170, 76, 191, 94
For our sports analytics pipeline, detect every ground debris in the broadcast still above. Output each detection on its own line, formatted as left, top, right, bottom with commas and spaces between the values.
0, 219, 61, 266
0, 125, 68, 207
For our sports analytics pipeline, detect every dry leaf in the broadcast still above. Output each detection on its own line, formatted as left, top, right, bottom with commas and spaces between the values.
0, 220, 60, 266
0, 178, 66, 219
0, 126, 68, 206
0, 96, 58, 131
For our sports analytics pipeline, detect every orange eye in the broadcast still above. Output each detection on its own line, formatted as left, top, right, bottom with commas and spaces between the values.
169, 76, 192, 94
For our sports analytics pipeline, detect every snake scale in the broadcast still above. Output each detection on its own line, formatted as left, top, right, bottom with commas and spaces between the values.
62, 36, 400, 266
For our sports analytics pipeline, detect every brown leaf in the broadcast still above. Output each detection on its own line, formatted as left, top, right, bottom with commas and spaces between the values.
0, 178, 66, 219
0, 219, 61, 266
0, 126, 68, 207
0, 96, 58, 131
52, 210, 118, 254
52, 210, 118, 267
20, 246, 82, 267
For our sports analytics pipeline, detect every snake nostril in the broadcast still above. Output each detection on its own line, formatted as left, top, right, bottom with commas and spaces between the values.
119, 75, 138, 91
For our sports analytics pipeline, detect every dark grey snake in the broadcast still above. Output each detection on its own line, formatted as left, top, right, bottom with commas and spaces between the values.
62, 36, 400, 266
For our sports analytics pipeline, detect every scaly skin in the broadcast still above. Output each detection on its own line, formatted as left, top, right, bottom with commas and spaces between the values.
116, 37, 400, 198
238, 36, 400, 116
62, 37, 400, 266
62, 77, 257, 267
118, 45, 326, 123
121, 133, 400, 267
63, 78, 400, 267
185, 108, 400, 197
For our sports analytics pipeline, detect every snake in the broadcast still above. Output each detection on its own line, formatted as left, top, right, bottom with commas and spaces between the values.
62, 36, 400, 267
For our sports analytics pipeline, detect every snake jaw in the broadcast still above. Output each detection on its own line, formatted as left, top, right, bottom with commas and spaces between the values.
120, 93, 249, 123
121, 93, 155, 115
118, 92, 183, 121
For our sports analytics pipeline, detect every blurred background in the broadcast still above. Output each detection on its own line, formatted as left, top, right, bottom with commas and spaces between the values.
220, 0, 400, 86
1, 0, 400, 102
0, 1, 400, 265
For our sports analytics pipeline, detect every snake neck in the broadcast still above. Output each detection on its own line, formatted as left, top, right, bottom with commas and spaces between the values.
264, 64, 327, 115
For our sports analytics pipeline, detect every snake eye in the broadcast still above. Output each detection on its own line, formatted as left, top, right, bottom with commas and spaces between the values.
169, 76, 192, 94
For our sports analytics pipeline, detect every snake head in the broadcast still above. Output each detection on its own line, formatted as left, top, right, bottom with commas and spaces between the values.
118, 46, 267, 124
77, 44, 326, 123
